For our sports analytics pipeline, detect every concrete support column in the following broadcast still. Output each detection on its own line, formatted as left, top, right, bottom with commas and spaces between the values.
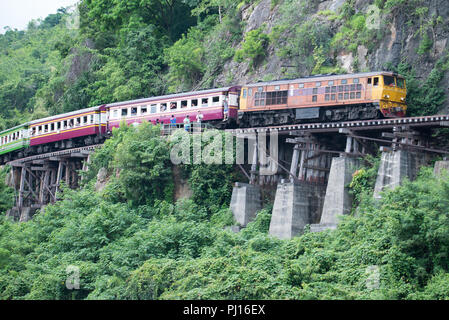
373, 150, 427, 200
269, 181, 326, 239
311, 156, 361, 232
434, 160, 449, 176
229, 182, 262, 227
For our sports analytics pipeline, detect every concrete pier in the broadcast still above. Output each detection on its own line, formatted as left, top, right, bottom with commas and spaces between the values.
310, 156, 361, 232
374, 150, 427, 200
269, 181, 326, 239
229, 182, 262, 227
434, 160, 449, 176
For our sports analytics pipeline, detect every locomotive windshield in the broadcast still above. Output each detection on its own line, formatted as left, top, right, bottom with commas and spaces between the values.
396, 77, 405, 88
383, 75, 395, 86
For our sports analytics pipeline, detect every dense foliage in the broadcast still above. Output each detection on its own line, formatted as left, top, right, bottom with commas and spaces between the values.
1, 0, 449, 300
1, 126, 449, 299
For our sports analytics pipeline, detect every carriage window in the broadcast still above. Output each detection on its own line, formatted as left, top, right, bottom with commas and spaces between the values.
170, 102, 177, 110
212, 96, 220, 103
312, 95, 317, 102
57, 122, 61, 130
344, 93, 349, 99
131, 107, 138, 115
373, 77, 379, 86
191, 99, 198, 107
161, 103, 167, 112
350, 92, 355, 99
258, 87, 263, 92
338, 85, 344, 92
83, 116, 88, 124
242, 89, 247, 98
51, 123, 55, 131
122, 109, 128, 117
341, 79, 348, 84
248, 88, 253, 96
181, 100, 188, 108
356, 92, 362, 99
325, 94, 330, 101
299, 83, 304, 88
63, 121, 68, 128
331, 94, 336, 100
338, 93, 343, 100
344, 85, 350, 92
150, 105, 157, 113
328, 80, 334, 86
357, 84, 362, 91
275, 85, 280, 90
316, 82, 321, 87
201, 98, 208, 107
313, 88, 318, 94
141, 106, 148, 114
113, 110, 118, 118
44, 124, 49, 132
353, 78, 359, 84
350, 84, 356, 91
90, 115, 94, 124
76, 118, 81, 126
325, 87, 330, 93
331, 86, 337, 93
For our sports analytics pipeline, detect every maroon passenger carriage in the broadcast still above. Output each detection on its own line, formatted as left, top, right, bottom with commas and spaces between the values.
106, 86, 241, 130
29, 105, 108, 153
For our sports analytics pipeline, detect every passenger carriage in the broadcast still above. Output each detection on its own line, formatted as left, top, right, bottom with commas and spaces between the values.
106, 86, 241, 130
28, 105, 108, 151
0, 123, 30, 162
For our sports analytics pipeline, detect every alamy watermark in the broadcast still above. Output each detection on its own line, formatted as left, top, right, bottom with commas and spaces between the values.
169, 129, 279, 176
66, 265, 80, 290
365, 265, 380, 290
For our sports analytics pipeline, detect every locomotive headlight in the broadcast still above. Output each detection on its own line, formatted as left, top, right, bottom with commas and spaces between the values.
384, 95, 390, 99
400, 97, 405, 101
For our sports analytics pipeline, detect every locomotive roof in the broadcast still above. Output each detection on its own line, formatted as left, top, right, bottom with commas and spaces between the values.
28, 105, 103, 125
106, 86, 237, 108
244, 71, 399, 87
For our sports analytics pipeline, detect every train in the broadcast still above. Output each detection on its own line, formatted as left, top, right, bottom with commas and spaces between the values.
0, 71, 407, 164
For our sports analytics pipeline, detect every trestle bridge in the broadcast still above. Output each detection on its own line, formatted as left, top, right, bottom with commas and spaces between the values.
5, 115, 449, 238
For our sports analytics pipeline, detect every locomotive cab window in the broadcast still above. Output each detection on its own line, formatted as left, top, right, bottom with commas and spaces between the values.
397, 77, 405, 88
373, 77, 379, 86
384, 75, 395, 86
368, 78, 372, 85
242, 89, 247, 98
